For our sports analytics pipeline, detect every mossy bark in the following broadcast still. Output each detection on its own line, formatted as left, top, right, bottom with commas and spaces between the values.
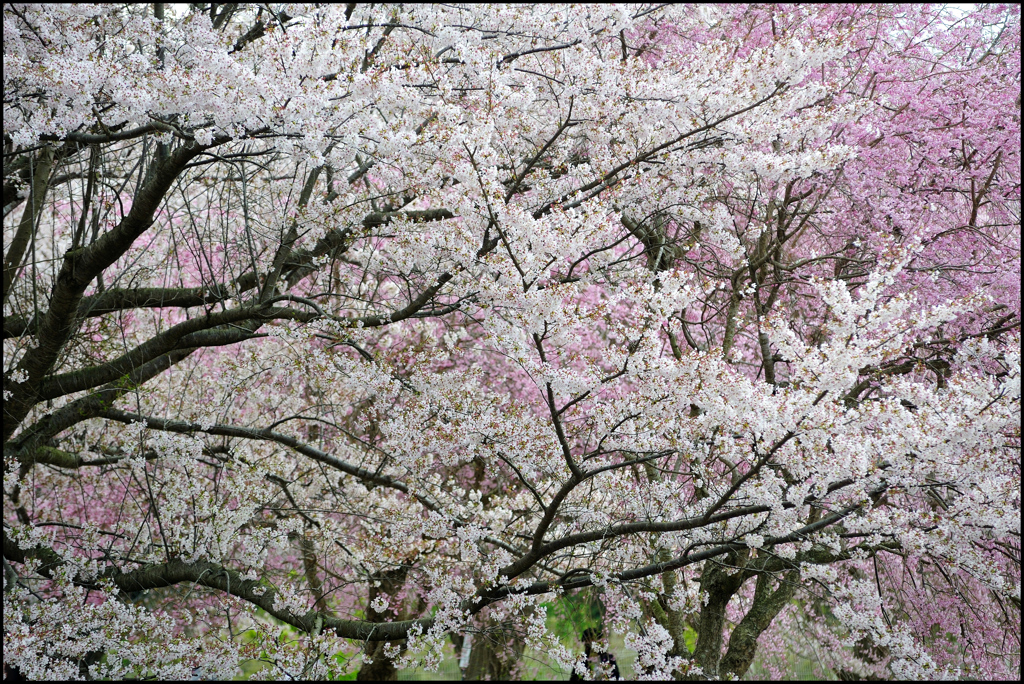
690, 560, 747, 679
719, 570, 798, 679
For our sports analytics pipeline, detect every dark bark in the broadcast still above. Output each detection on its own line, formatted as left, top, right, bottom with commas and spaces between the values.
3, 140, 206, 442
690, 558, 748, 678
357, 641, 402, 682
2, 145, 55, 307
35, 305, 311, 400
464, 616, 528, 681
4, 284, 236, 339
356, 565, 411, 681
3, 528, 431, 642
719, 570, 798, 679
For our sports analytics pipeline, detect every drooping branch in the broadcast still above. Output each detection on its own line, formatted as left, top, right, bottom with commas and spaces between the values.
2, 528, 429, 641
487, 486, 889, 604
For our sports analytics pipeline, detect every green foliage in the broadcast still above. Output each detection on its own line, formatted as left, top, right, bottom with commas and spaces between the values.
683, 625, 697, 653
542, 588, 605, 642
325, 652, 357, 680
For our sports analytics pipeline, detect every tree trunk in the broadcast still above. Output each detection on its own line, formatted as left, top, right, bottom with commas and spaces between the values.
357, 640, 402, 682
719, 570, 798, 679
356, 565, 410, 681
464, 614, 529, 680
689, 559, 747, 679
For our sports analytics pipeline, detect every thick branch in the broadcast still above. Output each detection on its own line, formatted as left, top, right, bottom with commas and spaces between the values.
4, 140, 212, 443
719, 570, 799, 678
37, 305, 313, 400
4, 285, 236, 339
2, 529, 428, 641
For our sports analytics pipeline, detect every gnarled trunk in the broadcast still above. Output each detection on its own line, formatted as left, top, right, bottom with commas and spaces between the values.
689, 558, 747, 679
719, 570, 798, 679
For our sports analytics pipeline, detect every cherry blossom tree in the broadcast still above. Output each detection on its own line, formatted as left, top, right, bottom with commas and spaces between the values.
4, 3, 1019, 680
